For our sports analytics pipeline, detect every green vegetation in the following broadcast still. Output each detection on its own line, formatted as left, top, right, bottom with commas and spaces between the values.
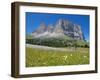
26, 34, 34, 39
26, 47, 89, 67
26, 37, 89, 48
26, 34, 89, 67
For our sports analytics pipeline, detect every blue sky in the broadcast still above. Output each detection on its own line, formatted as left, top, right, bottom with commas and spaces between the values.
26, 12, 90, 41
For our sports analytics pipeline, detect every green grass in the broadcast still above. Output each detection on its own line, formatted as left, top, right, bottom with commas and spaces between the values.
26, 47, 89, 67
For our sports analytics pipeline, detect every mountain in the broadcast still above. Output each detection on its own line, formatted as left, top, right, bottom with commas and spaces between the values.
31, 19, 85, 40
47, 24, 54, 33
32, 22, 46, 36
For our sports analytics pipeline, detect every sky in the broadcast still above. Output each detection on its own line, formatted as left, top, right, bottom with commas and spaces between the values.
26, 12, 90, 41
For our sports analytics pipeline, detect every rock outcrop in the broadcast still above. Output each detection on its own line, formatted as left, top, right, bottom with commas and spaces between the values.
32, 19, 85, 40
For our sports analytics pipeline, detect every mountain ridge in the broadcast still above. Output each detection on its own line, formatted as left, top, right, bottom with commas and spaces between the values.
32, 19, 85, 41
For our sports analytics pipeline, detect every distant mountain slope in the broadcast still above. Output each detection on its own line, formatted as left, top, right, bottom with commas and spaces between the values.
26, 19, 89, 48
31, 19, 85, 40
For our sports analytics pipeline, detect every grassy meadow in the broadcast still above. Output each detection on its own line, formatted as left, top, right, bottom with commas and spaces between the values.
26, 46, 89, 67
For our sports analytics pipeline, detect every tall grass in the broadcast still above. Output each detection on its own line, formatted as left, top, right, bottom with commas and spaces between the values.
26, 47, 89, 67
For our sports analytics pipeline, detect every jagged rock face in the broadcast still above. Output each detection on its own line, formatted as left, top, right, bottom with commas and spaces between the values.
73, 25, 84, 40
33, 22, 46, 34
47, 24, 54, 33
32, 19, 85, 40
62, 21, 85, 40
54, 19, 64, 33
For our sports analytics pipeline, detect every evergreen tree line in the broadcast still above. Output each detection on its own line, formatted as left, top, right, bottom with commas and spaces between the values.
26, 38, 89, 48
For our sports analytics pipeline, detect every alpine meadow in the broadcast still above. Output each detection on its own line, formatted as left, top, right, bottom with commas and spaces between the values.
25, 12, 90, 67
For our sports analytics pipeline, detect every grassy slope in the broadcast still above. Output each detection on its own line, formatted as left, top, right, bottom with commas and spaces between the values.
26, 47, 89, 67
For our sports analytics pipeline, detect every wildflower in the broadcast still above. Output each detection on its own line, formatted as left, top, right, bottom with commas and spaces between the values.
70, 54, 72, 56
84, 56, 87, 58
63, 56, 68, 60
43, 62, 46, 65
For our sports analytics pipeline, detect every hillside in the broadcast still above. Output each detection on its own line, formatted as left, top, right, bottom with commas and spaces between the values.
26, 19, 89, 48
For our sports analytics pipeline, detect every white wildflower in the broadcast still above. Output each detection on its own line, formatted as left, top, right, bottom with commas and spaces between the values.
70, 54, 72, 56
84, 56, 87, 58
63, 56, 68, 60
43, 62, 46, 65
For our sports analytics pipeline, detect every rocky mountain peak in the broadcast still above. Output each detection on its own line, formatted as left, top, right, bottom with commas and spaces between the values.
47, 24, 54, 33
34, 22, 46, 34
32, 19, 85, 40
